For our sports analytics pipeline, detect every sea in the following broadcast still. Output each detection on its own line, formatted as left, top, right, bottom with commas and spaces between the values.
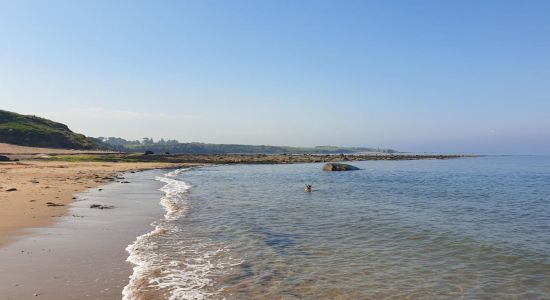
122, 156, 550, 299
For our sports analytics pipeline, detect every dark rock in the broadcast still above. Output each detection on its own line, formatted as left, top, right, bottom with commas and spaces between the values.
89, 204, 114, 209
46, 202, 65, 207
120, 181, 130, 184
322, 163, 360, 171
0, 155, 11, 161
6, 188, 17, 192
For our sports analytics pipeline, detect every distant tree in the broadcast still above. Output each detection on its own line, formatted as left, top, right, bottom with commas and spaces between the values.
142, 137, 154, 145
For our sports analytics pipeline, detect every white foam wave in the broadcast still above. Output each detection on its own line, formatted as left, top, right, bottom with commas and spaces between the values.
164, 168, 190, 178
123, 169, 191, 300
122, 168, 237, 300
156, 176, 191, 220
145, 241, 238, 300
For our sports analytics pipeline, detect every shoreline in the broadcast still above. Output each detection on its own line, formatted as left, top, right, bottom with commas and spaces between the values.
0, 155, 479, 299
30, 153, 476, 165
0, 161, 198, 248
0, 169, 169, 299
0, 153, 474, 248
3, 157, 544, 299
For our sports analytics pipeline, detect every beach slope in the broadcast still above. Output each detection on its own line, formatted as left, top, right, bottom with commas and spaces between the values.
0, 160, 194, 247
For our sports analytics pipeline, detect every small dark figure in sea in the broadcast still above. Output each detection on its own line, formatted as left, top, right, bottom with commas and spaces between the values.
304, 184, 312, 192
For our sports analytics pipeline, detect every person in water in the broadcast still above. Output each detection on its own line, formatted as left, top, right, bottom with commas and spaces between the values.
304, 184, 312, 192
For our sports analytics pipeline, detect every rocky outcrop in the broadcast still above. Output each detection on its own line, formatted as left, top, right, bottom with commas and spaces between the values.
322, 163, 360, 171
0, 155, 10, 161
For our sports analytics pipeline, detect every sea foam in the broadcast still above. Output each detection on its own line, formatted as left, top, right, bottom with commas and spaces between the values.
122, 168, 238, 300
122, 169, 199, 300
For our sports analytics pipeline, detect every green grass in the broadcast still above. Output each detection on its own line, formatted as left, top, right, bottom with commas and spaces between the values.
0, 110, 98, 149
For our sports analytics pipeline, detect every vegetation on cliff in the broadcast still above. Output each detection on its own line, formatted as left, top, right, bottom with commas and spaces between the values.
0, 110, 98, 149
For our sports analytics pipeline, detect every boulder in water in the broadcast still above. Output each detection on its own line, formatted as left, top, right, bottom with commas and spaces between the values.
322, 163, 360, 171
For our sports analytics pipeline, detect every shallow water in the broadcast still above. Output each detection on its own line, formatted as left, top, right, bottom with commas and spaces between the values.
127, 156, 550, 299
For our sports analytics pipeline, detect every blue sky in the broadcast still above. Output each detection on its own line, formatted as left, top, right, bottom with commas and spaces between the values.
1, 0, 549, 154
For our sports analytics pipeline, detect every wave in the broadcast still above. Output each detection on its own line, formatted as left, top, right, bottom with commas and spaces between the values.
122, 168, 238, 300
122, 169, 197, 300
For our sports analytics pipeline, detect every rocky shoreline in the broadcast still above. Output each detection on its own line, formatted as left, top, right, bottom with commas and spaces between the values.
33, 153, 476, 164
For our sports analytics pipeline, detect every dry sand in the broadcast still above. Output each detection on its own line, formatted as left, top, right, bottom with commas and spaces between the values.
0, 142, 117, 155
0, 160, 195, 247
0, 170, 168, 299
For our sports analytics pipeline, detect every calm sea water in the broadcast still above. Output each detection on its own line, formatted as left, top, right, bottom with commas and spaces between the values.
125, 156, 550, 299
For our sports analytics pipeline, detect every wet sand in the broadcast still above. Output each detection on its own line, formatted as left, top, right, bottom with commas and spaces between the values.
0, 161, 196, 247
0, 170, 167, 299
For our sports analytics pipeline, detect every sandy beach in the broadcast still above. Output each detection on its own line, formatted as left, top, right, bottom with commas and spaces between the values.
0, 169, 169, 299
0, 160, 195, 247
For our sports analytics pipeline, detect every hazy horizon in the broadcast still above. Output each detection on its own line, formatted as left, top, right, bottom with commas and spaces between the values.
1, 1, 549, 154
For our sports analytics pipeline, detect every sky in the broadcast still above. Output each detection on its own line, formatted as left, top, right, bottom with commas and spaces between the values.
1, 0, 549, 154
